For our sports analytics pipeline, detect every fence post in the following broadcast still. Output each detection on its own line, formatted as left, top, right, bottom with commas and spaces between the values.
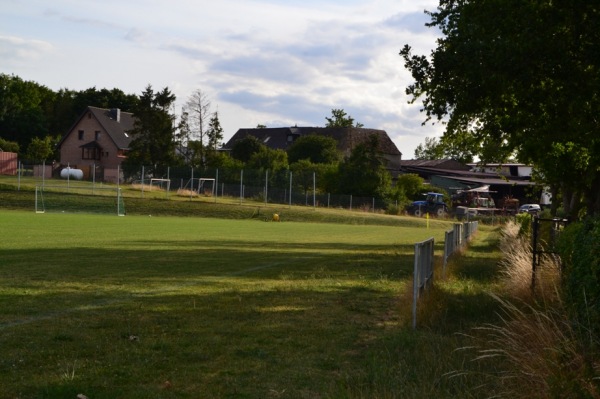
413, 237, 435, 329
240, 169, 244, 204
531, 215, 539, 292
265, 169, 268, 205
141, 165, 144, 198
190, 167, 193, 201
313, 172, 316, 208
167, 167, 170, 199
214, 168, 218, 203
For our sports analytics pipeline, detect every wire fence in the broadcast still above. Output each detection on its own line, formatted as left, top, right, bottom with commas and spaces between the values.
13, 162, 397, 213
413, 221, 479, 329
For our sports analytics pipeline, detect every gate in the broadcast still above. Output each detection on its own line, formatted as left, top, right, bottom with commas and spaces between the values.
531, 216, 569, 290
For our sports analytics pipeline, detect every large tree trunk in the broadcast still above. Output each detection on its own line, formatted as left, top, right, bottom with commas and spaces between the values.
585, 172, 600, 217
562, 184, 582, 220
550, 184, 560, 216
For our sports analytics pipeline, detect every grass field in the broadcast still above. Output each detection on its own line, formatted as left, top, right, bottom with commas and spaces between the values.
0, 210, 457, 398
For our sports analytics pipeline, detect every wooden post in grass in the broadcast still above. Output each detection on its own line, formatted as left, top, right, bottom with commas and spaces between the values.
289, 171, 292, 208
240, 169, 244, 204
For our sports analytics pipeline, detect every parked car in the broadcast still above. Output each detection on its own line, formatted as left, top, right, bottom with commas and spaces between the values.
518, 204, 541, 215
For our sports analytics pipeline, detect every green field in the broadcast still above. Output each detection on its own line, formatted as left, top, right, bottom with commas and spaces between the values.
0, 210, 455, 398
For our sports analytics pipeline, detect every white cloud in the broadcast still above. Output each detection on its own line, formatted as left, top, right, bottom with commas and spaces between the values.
0, 0, 442, 158
0, 35, 54, 65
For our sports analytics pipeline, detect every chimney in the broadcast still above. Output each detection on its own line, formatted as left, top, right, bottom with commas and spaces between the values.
110, 108, 121, 122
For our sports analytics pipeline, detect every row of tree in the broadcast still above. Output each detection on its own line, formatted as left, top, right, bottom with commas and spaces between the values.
401, 1, 600, 218
0, 73, 139, 160
1, 74, 418, 206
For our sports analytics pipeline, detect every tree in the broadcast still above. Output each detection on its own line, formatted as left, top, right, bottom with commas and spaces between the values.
26, 135, 58, 162
206, 111, 224, 151
0, 137, 19, 153
181, 89, 211, 167
336, 134, 392, 198
289, 159, 338, 195
230, 135, 264, 163
247, 147, 288, 172
325, 109, 363, 128
0, 74, 53, 151
396, 173, 426, 200
125, 85, 178, 174
389, 173, 427, 210
0, 74, 141, 157
400, 1, 600, 217
287, 134, 340, 164
414, 137, 444, 160
414, 135, 476, 164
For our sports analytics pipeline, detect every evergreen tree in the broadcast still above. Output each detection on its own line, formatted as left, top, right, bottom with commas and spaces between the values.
336, 134, 391, 198
124, 85, 178, 174
287, 134, 340, 164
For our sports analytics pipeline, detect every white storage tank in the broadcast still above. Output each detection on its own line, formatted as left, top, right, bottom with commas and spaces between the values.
60, 167, 84, 180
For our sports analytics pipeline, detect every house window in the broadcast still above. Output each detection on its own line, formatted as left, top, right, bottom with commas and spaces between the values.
78, 130, 84, 140
95, 131, 101, 140
82, 148, 100, 160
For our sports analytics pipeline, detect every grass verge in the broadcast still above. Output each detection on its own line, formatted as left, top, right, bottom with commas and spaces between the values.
0, 210, 450, 398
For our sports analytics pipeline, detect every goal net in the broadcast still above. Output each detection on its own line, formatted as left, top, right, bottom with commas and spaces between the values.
35, 184, 125, 216
150, 178, 171, 192
182, 178, 215, 196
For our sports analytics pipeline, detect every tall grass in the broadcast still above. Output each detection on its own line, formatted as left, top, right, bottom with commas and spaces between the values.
460, 221, 600, 398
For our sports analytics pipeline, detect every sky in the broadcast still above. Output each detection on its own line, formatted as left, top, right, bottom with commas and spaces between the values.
1, 0, 443, 159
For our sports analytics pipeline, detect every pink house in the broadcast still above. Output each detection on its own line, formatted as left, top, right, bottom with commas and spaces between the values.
0, 151, 17, 175
58, 107, 134, 182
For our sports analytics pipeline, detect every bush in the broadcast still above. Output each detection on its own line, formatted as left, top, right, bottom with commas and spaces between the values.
515, 212, 533, 236
558, 218, 600, 347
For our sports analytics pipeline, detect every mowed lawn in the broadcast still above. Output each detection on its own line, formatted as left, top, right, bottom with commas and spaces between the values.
0, 210, 447, 399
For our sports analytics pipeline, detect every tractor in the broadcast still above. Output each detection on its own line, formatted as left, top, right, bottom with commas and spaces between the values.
407, 192, 448, 217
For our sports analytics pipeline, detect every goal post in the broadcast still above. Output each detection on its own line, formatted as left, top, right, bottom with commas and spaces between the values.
35, 185, 125, 216
150, 178, 171, 192
182, 178, 216, 196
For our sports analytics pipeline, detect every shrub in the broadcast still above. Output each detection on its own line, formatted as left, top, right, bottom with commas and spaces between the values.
515, 212, 533, 236
558, 217, 600, 346
466, 222, 599, 398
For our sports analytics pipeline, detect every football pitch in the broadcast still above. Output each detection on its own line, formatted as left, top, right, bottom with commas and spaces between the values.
0, 210, 447, 398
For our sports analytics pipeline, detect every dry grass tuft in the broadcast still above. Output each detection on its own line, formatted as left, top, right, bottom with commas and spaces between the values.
463, 221, 600, 398
470, 294, 599, 398
176, 188, 198, 197
131, 183, 164, 192
497, 221, 561, 301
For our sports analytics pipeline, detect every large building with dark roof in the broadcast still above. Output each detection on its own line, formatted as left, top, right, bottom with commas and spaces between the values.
223, 126, 402, 171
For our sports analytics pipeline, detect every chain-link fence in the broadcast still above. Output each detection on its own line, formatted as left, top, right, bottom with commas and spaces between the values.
10, 162, 396, 213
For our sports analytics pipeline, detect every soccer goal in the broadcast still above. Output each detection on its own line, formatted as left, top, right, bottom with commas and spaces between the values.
35, 185, 125, 216
182, 178, 216, 196
150, 178, 171, 192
